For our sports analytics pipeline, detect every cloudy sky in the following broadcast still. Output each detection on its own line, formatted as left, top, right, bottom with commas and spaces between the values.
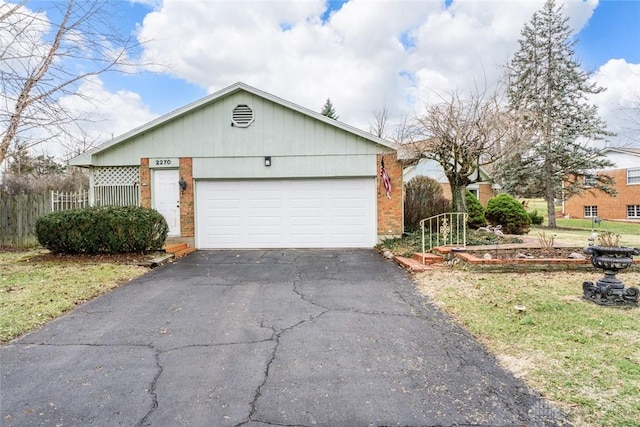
10, 0, 640, 156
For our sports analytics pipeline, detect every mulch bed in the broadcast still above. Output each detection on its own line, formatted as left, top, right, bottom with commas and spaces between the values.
23, 251, 161, 265
466, 247, 585, 260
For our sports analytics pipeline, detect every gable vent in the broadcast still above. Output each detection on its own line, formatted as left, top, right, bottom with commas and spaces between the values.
231, 104, 254, 128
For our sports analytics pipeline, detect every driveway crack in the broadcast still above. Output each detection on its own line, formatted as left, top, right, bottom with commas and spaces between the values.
237, 304, 328, 426
135, 345, 162, 427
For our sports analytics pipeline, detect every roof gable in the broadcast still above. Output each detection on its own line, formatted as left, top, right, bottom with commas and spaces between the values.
70, 82, 394, 166
602, 147, 640, 158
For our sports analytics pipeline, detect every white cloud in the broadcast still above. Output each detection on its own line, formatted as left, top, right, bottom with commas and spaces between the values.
9, 0, 636, 162
591, 59, 640, 146
135, 0, 612, 135
54, 76, 157, 158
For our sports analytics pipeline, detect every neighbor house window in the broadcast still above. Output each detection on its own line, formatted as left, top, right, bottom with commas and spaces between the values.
628, 205, 640, 218
628, 168, 640, 185
584, 206, 598, 218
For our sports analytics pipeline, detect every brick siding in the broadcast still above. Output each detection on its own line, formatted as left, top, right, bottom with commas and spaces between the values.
564, 168, 640, 219
441, 182, 495, 207
139, 158, 151, 208
179, 158, 195, 237
377, 153, 404, 236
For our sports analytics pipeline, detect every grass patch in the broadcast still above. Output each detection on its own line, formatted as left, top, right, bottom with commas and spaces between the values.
555, 218, 640, 237
0, 249, 149, 342
416, 269, 640, 427
522, 198, 640, 244
532, 224, 640, 247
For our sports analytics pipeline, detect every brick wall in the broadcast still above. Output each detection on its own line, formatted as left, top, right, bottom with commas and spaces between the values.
139, 158, 151, 208
436, 182, 494, 207
564, 168, 640, 219
477, 183, 495, 207
377, 153, 404, 237
179, 158, 195, 237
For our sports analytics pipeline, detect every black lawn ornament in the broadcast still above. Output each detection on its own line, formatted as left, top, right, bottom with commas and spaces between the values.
583, 246, 639, 307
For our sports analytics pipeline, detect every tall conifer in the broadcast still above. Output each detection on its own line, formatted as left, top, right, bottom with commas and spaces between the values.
495, 0, 613, 228
320, 98, 339, 120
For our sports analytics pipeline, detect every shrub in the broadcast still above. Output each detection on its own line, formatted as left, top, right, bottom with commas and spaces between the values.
36, 206, 168, 254
465, 191, 487, 229
485, 194, 532, 235
527, 209, 544, 225
404, 176, 451, 232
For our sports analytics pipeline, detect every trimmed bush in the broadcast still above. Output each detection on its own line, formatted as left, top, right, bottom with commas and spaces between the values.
527, 209, 544, 225
465, 190, 487, 229
485, 194, 532, 235
36, 206, 168, 254
404, 176, 451, 232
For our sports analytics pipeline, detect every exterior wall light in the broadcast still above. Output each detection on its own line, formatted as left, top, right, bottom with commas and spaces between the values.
264, 156, 272, 167
179, 177, 187, 192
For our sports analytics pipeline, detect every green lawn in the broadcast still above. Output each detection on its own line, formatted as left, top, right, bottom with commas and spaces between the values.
0, 249, 149, 342
521, 198, 640, 247
417, 269, 640, 427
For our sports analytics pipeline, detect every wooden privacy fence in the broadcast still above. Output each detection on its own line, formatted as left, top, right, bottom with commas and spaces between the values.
0, 193, 51, 247
0, 191, 91, 247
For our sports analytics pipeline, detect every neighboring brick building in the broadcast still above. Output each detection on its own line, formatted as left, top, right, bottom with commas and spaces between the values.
563, 148, 640, 221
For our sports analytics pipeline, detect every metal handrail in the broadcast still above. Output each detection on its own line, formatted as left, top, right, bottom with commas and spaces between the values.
419, 212, 468, 264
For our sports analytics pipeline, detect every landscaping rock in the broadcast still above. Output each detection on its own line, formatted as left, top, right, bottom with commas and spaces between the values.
567, 252, 586, 260
515, 253, 534, 259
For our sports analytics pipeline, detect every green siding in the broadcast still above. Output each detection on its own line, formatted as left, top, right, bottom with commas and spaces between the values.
90, 91, 388, 175
193, 154, 377, 179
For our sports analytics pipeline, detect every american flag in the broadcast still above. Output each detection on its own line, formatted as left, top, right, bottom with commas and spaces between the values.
381, 158, 391, 199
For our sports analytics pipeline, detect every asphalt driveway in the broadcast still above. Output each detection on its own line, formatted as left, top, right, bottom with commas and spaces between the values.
1, 250, 567, 426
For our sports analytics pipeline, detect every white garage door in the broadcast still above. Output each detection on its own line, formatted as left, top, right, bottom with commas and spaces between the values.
196, 178, 376, 248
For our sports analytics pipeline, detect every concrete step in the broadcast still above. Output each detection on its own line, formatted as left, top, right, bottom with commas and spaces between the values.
432, 246, 467, 256
164, 243, 189, 254
173, 247, 197, 258
163, 242, 196, 259
394, 256, 432, 272
412, 252, 444, 264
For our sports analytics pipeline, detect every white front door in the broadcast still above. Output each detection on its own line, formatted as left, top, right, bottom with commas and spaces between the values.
154, 169, 181, 236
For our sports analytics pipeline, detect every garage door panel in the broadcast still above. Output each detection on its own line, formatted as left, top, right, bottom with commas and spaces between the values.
196, 178, 375, 248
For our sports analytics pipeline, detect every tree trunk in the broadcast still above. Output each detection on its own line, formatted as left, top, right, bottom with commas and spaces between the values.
546, 183, 557, 228
451, 181, 467, 213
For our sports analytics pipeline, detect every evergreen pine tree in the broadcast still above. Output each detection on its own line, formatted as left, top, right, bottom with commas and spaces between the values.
320, 98, 339, 120
495, 0, 614, 228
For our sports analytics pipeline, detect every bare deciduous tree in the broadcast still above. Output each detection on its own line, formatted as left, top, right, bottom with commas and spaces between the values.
403, 90, 511, 213
369, 105, 389, 138
0, 0, 143, 165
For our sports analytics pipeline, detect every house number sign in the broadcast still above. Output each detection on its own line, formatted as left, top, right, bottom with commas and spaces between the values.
150, 158, 179, 168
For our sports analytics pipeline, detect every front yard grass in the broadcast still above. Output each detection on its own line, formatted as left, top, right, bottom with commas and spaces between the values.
0, 249, 149, 342
416, 269, 640, 427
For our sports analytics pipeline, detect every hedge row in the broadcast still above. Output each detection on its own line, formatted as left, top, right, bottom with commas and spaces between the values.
36, 206, 168, 254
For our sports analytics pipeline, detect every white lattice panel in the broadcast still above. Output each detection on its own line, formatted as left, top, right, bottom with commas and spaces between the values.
94, 166, 139, 186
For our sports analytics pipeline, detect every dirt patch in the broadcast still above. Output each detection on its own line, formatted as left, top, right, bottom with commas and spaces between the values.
0, 246, 33, 253
466, 247, 585, 260
24, 251, 162, 265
